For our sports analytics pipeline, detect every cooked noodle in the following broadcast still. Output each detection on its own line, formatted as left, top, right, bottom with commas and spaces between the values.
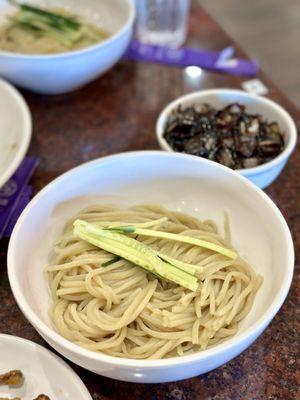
0, 10, 108, 54
46, 205, 262, 359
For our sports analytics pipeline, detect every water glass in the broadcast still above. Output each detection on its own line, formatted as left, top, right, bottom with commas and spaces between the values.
135, 0, 191, 48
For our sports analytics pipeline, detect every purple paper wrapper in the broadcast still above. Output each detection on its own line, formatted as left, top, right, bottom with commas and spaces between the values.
124, 41, 259, 77
0, 157, 38, 239
4, 186, 33, 237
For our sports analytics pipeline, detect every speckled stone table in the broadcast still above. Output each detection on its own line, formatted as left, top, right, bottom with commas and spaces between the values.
0, 2, 299, 399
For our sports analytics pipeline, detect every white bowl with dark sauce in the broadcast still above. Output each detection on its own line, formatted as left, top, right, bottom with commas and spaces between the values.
156, 89, 297, 189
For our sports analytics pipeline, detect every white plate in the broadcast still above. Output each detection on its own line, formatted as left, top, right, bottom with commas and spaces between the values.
0, 79, 31, 188
0, 334, 92, 400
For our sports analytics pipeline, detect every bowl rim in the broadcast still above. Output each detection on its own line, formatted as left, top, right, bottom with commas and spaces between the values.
156, 89, 297, 176
7, 151, 295, 368
0, 0, 135, 60
0, 78, 32, 188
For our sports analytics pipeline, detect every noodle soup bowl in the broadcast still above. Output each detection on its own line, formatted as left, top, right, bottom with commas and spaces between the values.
8, 151, 294, 382
0, 0, 135, 94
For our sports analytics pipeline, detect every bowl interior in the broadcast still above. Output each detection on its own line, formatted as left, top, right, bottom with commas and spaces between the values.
157, 90, 294, 151
0, 0, 131, 37
0, 79, 31, 187
10, 152, 292, 356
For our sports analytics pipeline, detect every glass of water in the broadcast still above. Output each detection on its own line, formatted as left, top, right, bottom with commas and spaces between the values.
135, 0, 191, 48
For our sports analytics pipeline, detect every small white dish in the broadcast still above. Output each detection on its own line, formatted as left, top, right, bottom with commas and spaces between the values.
0, 334, 92, 400
0, 78, 32, 188
8, 151, 294, 383
0, 0, 135, 94
156, 89, 297, 189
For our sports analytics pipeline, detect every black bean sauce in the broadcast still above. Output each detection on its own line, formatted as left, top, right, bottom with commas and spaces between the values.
163, 103, 285, 169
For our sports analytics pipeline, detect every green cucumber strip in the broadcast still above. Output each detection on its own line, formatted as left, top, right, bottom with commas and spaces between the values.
20, 4, 80, 29
111, 227, 237, 259
94, 216, 168, 229
102, 256, 121, 267
157, 253, 203, 275
74, 220, 198, 291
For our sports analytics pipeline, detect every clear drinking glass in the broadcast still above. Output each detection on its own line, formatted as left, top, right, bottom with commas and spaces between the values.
135, 0, 191, 48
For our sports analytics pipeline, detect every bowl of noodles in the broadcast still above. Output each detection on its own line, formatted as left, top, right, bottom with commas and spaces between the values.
8, 151, 294, 383
0, 0, 135, 94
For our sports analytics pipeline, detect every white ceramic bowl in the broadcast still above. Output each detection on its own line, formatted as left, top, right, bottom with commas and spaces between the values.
0, 78, 31, 188
8, 151, 294, 383
156, 89, 297, 189
0, 0, 135, 94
